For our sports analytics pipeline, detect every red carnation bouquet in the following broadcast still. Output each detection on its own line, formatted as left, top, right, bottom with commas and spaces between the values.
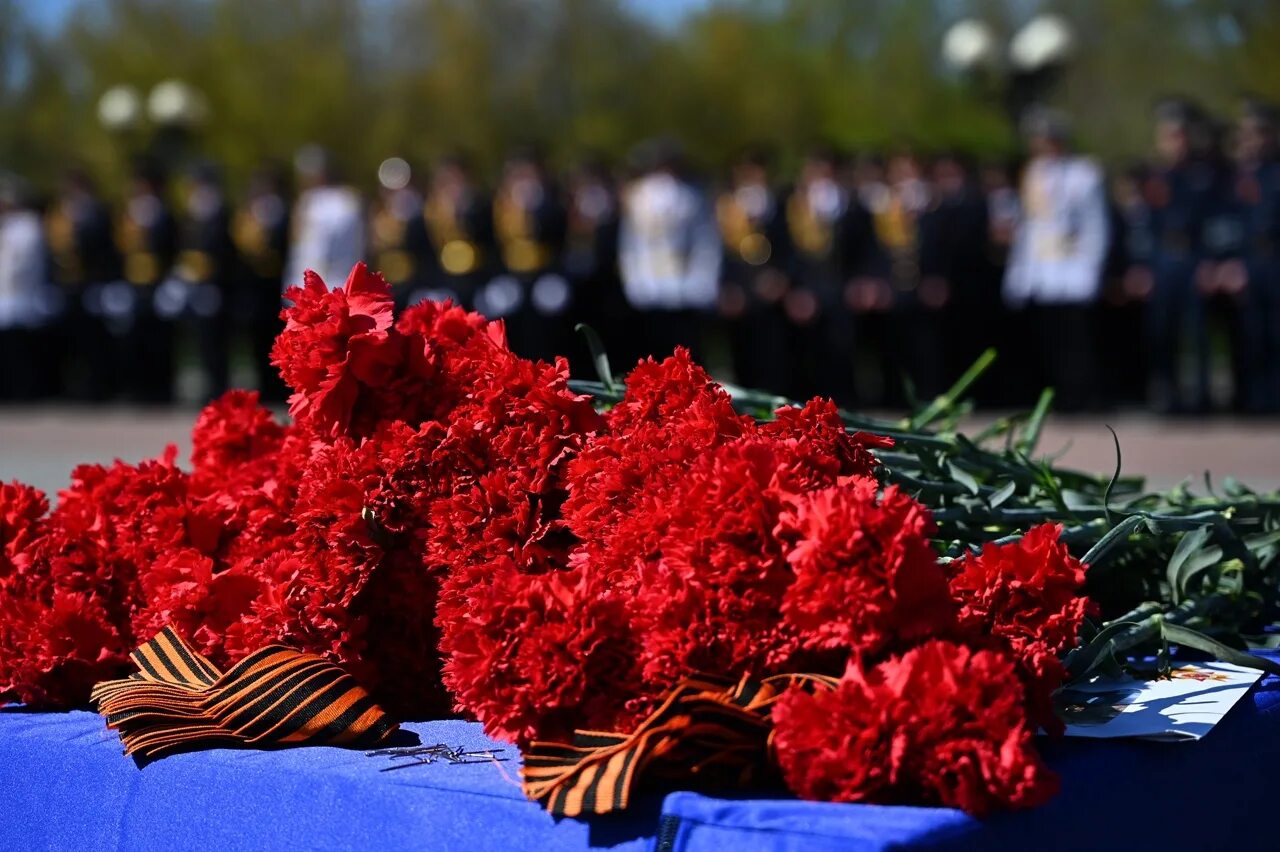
0, 262, 1100, 817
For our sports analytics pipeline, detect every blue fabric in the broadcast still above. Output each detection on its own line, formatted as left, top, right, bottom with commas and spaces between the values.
0, 713, 655, 851
1, 655, 1276, 852
663, 652, 1280, 851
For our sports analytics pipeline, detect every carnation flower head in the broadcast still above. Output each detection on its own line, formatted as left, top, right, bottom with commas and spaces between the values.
772, 640, 1057, 816
190, 389, 285, 475
272, 263, 404, 437
445, 355, 906, 744
947, 523, 1096, 731
0, 481, 47, 578
0, 589, 129, 709
777, 476, 954, 662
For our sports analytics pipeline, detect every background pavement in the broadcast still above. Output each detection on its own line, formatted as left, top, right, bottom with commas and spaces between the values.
2, 406, 1277, 500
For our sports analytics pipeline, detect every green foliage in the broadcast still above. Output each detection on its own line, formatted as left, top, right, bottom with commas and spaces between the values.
2, 0, 1276, 194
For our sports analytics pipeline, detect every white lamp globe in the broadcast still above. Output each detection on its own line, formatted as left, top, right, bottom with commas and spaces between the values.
97, 85, 142, 131
378, 157, 412, 191
1010, 14, 1075, 71
942, 19, 998, 72
148, 79, 208, 127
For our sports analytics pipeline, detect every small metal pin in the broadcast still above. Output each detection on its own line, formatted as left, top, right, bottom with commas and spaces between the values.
367, 742, 509, 771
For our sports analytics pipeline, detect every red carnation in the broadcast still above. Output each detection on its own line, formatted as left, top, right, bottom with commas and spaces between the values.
777, 477, 954, 662
0, 481, 46, 578
947, 523, 1096, 732
0, 590, 129, 709
772, 640, 1057, 816
272, 263, 403, 437
190, 389, 285, 475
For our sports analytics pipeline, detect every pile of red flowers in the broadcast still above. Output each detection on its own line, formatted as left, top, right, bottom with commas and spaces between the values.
0, 263, 1094, 816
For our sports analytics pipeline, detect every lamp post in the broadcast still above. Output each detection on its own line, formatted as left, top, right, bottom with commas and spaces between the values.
147, 79, 208, 175
97, 79, 208, 174
942, 13, 1075, 127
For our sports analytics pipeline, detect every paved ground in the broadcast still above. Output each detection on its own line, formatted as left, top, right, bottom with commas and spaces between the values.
1, 405, 1278, 498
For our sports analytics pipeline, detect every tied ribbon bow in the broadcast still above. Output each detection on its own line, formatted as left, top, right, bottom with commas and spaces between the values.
522, 672, 838, 817
91, 627, 398, 758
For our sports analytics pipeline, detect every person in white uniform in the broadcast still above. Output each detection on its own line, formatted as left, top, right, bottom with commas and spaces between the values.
285, 146, 365, 291
0, 177, 51, 399
618, 139, 721, 364
1004, 108, 1110, 411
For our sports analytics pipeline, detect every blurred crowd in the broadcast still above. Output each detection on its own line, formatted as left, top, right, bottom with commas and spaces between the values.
1, 96, 1278, 414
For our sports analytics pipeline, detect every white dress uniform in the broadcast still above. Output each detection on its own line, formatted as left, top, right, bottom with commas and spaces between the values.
0, 209, 48, 329
1003, 154, 1110, 307
618, 172, 721, 311
284, 185, 365, 290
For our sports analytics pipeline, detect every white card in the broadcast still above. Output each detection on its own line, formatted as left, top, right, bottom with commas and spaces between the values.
1056, 662, 1262, 742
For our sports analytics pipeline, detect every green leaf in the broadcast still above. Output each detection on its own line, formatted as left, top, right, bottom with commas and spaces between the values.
989, 479, 1017, 509
1064, 619, 1145, 680
908, 348, 996, 431
1166, 525, 1213, 604
947, 461, 981, 496
575, 323, 617, 392
1161, 622, 1280, 677
1017, 387, 1054, 455
1081, 514, 1146, 568
1242, 633, 1280, 651
1102, 425, 1122, 526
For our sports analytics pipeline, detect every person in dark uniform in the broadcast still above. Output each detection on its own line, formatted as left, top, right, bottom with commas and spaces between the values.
114, 160, 178, 404
873, 149, 943, 403
1146, 98, 1219, 413
563, 158, 627, 372
481, 148, 570, 362
1191, 118, 1253, 412
783, 147, 878, 406
979, 160, 1023, 406
170, 162, 235, 402
715, 148, 792, 395
415, 154, 493, 310
920, 152, 1000, 404
45, 168, 120, 401
232, 163, 291, 402
367, 157, 427, 311
1219, 99, 1280, 413
1102, 165, 1157, 409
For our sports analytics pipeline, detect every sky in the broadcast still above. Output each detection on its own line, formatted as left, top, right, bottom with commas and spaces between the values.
23, 0, 715, 32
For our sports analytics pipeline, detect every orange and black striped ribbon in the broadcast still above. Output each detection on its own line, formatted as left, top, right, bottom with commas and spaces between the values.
522, 672, 838, 817
91, 626, 398, 758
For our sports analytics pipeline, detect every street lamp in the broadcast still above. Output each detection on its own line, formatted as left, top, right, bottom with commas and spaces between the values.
147, 79, 209, 128
97, 85, 143, 132
942, 14, 1075, 127
1009, 14, 1075, 73
942, 19, 998, 74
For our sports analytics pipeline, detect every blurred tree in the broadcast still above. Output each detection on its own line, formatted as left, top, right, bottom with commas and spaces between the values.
1, 0, 1279, 196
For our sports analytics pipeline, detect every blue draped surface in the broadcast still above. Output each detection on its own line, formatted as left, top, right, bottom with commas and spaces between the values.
1, 654, 1276, 852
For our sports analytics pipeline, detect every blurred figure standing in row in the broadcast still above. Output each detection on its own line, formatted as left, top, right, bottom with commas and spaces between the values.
483, 148, 571, 362
286, 145, 364, 292
1231, 100, 1280, 412
114, 161, 178, 404
418, 154, 492, 309
367, 156, 424, 310
1004, 108, 1110, 412
172, 163, 235, 401
45, 169, 118, 400
564, 160, 625, 363
617, 140, 721, 366
232, 164, 291, 401
716, 149, 791, 395
0, 178, 50, 400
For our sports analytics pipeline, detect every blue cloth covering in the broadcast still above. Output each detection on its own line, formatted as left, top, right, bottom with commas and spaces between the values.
1, 656, 1276, 852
